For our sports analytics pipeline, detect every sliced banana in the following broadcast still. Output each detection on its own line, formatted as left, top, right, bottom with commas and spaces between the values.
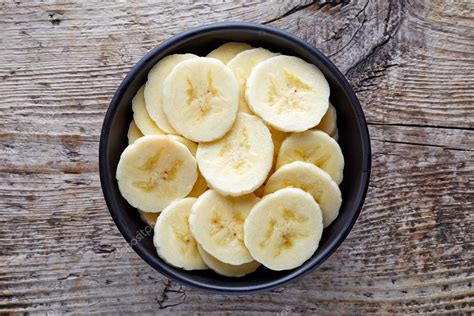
266, 126, 287, 174
145, 54, 198, 133
188, 173, 208, 198
197, 113, 273, 196
264, 161, 342, 227
162, 57, 239, 142
128, 120, 144, 144
246, 55, 330, 132
154, 198, 207, 270
197, 244, 260, 277
116, 135, 198, 212
313, 102, 337, 135
244, 187, 323, 271
132, 86, 165, 135
276, 130, 344, 184
189, 190, 259, 265
207, 42, 252, 64
138, 210, 159, 227
228, 48, 280, 113
167, 135, 207, 197
169, 134, 197, 156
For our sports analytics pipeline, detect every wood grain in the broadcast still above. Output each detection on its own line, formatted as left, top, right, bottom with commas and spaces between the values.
0, 0, 473, 314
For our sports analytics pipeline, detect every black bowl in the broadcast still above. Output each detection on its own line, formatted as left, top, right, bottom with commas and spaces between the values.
99, 22, 371, 293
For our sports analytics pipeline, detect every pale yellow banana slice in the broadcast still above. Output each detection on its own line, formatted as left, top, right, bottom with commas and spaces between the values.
162, 57, 239, 142
244, 187, 323, 271
153, 198, 207, 270
207, 42, 253, 64
127, 120, 143, 144
227, 48, 280, 113
197, 244, 260, 277
264, 161, 342, 227
197, 113, 273, 196
268, 126, 288, 173
168, 135, 197, 156
313, 102, 337, 135
116, 135, 198, 212
167, 135, 208, 197
145, 54, 198, 133
246, 55, 330, 132
189, 190, 259, 265
138, 210, 159, 227
276, 130, 344, 184
132, 86, 165, 135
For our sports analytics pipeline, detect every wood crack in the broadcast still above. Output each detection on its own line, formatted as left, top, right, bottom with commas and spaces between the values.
353, 63, 400, 92
156, 279, 186, 310
92, 243, 116, 254
328, 0, 370, 57
57, 272, 80, 281
345, 0, 405, 78
367, 122, 474, 132
263, 1, 318, 25
263, 0, 350, 25
372, 138, 473, 152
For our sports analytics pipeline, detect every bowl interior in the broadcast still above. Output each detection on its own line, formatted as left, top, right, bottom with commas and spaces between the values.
100, 23, 370, 293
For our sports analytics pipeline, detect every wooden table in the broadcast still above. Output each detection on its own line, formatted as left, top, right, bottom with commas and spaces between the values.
1, 1, 472, 314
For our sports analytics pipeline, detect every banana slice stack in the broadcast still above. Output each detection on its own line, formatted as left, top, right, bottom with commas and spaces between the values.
116, 42, 345, 275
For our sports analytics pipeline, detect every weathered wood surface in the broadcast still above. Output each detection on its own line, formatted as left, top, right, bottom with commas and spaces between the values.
1, 0, 473, 314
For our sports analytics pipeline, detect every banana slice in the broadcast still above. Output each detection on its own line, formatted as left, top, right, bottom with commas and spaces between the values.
244, 187, 323, 271
154, 198, 207, 270
197, 244, 260, 277
197, 113, 273, 196
169, 135, 197, 156
276, 130, 344, 184
138, 210, 159, 227
145, 54, 198, 133
167, 135, 208, 197
207, 42, 253, 64
265, 126, 287, 175
162, 57, 239, 142
246, 55, 330, 132
140, 133, 205, 198
189, 190, 259, 265
264, 161, 342, 227
188, 173, 208, 198
228, 48, 280, 113
128, 120, 144, 144
313, 102, 337, 135
116, 135, 198, 212
132, 86, 165, 135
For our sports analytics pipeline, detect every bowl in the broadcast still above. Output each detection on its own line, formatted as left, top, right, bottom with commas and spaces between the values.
99, 22, 371, 293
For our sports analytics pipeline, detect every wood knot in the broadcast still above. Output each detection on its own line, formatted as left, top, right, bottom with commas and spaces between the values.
47, 11, 63, 26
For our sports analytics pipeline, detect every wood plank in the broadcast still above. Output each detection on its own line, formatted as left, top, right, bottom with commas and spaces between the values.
0, 0, 472, 314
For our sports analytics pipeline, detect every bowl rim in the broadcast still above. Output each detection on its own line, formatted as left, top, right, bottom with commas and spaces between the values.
99, 21, 371, 294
